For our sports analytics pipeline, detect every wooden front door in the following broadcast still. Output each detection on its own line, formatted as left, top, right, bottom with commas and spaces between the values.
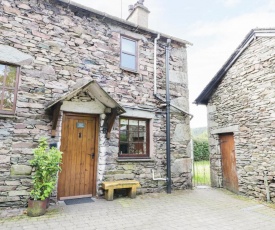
58, 113, 98, 200
219, 133, 239, 193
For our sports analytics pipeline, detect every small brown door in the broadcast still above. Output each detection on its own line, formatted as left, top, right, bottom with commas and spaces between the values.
58, 113, 98, 200
219, 133, 239, 193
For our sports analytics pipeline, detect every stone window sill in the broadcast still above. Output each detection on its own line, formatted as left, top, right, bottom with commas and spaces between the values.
116, 158, 154, 162
120, 67, 139, 74
0, 114, 17, 119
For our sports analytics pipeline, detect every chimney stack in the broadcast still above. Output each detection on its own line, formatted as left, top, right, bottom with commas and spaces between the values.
126, 1, 150, 28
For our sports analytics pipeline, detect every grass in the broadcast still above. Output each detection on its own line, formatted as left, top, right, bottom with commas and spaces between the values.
193, 161, 211, 186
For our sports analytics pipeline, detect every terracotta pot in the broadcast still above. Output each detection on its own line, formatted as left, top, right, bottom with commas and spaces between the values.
27, 199, 47, 217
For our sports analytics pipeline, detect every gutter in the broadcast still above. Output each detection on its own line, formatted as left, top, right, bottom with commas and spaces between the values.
56, 0, 192, 46
155, 94, 193, 119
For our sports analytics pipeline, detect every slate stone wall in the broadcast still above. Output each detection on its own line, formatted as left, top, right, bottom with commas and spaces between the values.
207, 36, 275, 201
0, 0, 191, 207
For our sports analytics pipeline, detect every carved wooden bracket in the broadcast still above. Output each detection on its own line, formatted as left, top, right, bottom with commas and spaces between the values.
103, 108, 118, 139
51, 102, 62, 137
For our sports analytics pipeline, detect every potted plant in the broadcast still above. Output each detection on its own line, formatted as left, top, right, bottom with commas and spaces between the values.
27, 138, 62, 217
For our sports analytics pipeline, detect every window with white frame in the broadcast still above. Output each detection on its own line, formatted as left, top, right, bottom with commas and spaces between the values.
120, 36, 138, 72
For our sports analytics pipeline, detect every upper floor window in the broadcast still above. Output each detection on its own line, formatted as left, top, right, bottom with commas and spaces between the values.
0, 64, 19, 114
120, 36, 138, 72
119, 117, 149, 158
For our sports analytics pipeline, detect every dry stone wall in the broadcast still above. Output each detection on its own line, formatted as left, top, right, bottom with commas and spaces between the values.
0, 0, 191, 207
208, 36, 275, 201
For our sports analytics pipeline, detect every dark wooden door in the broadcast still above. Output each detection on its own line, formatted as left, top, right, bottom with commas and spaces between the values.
219, 134, 239, 193
58, 113, 98, 200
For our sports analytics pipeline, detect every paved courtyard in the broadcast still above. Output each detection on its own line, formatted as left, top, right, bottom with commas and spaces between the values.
1, 187, 275, 230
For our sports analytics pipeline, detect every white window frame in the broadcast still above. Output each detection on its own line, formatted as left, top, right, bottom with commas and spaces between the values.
120, 36, 138, 73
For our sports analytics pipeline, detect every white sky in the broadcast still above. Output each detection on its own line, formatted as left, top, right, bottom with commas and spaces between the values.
73, 0, 275, 128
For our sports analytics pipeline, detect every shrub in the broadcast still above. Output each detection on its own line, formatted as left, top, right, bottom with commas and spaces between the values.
29, 138, 62, 200
193, 138, 209, 161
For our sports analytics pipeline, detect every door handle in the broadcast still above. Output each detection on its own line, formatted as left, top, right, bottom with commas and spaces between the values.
88, 153, 95, 159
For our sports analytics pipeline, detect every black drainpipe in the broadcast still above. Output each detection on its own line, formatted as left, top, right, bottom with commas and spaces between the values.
166, 39, 171, 194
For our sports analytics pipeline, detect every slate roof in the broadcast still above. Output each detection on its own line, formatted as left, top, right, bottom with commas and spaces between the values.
56, 0, 192, 46
194, 28, 275, 105
46, 78, 125, 115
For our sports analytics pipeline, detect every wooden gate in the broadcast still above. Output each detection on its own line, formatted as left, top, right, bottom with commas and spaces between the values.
58, 113, 98, 200
219, 133, 238, 193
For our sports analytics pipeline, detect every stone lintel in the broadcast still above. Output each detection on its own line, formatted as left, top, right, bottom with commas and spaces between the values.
123, 108, 154, 119
61, 100, 105, 114
211, 125, 239, 135
0, 45, 33, 65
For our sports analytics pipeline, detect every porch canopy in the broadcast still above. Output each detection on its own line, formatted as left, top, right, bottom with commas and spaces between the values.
46, 79, 125, 138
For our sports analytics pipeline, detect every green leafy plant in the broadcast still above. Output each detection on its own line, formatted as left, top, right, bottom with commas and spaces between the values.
193, 138, 210, 161
192, 128, 210, 162
29, 138, 62, 200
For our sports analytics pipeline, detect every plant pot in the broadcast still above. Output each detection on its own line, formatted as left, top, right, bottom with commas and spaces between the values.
46, 197, 50, 209
27, 199, 47, 217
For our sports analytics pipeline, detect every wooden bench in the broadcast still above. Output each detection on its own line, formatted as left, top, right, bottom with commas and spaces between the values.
102, 180, 141, 201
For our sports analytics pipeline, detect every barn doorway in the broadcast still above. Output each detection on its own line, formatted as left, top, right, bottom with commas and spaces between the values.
219, 133, 239, 193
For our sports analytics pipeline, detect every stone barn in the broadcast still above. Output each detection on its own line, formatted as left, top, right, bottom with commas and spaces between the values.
0, 0, 192, 207
195, 28, 275, 202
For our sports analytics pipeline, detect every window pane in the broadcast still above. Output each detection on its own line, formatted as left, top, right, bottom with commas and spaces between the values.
6, 66, 17, 87
120, 143, 128, 154
129, 120, 138, 132
129, 142, 144, 154
138, 134, 145, 142
0, 65, 5, 86
129, 132, 139, 142
120, 118, 128, 125
129, 142, 138, 154
3, 90, 14, 110
139, 121, 146, 131
143, 142, 147, 154
121, 38, 136, 54
120, 130, 128, 142
121, 53, 136, 70
138, 143, 144, 154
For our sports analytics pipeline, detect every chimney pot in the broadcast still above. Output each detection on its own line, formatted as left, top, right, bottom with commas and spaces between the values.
128, 5, 134, 12
126, 1, 150, 28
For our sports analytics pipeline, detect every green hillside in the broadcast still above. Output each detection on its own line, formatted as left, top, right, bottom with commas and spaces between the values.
191, 127, 207, 138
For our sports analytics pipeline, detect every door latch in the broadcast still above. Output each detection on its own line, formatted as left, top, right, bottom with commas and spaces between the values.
88, 153, 95, 159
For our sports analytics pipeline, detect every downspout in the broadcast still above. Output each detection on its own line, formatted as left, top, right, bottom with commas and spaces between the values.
152, 170, 166, 181
154, 34, 160, 95
166, 38, 172, 194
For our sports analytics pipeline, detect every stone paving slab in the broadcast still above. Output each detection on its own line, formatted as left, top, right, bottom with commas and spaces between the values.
1, 187, 275, 230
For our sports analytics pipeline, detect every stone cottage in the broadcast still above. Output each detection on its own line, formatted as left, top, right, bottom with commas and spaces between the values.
195, 28, 275, 201
0, 0, 192, 207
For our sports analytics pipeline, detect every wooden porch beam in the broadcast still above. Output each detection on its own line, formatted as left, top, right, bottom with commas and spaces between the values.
51, 102, 62, 137
106, 108, 118, 139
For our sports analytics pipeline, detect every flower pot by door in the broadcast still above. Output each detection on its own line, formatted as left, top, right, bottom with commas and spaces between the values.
27, 199, 47, 217
46, 197, 50, 209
